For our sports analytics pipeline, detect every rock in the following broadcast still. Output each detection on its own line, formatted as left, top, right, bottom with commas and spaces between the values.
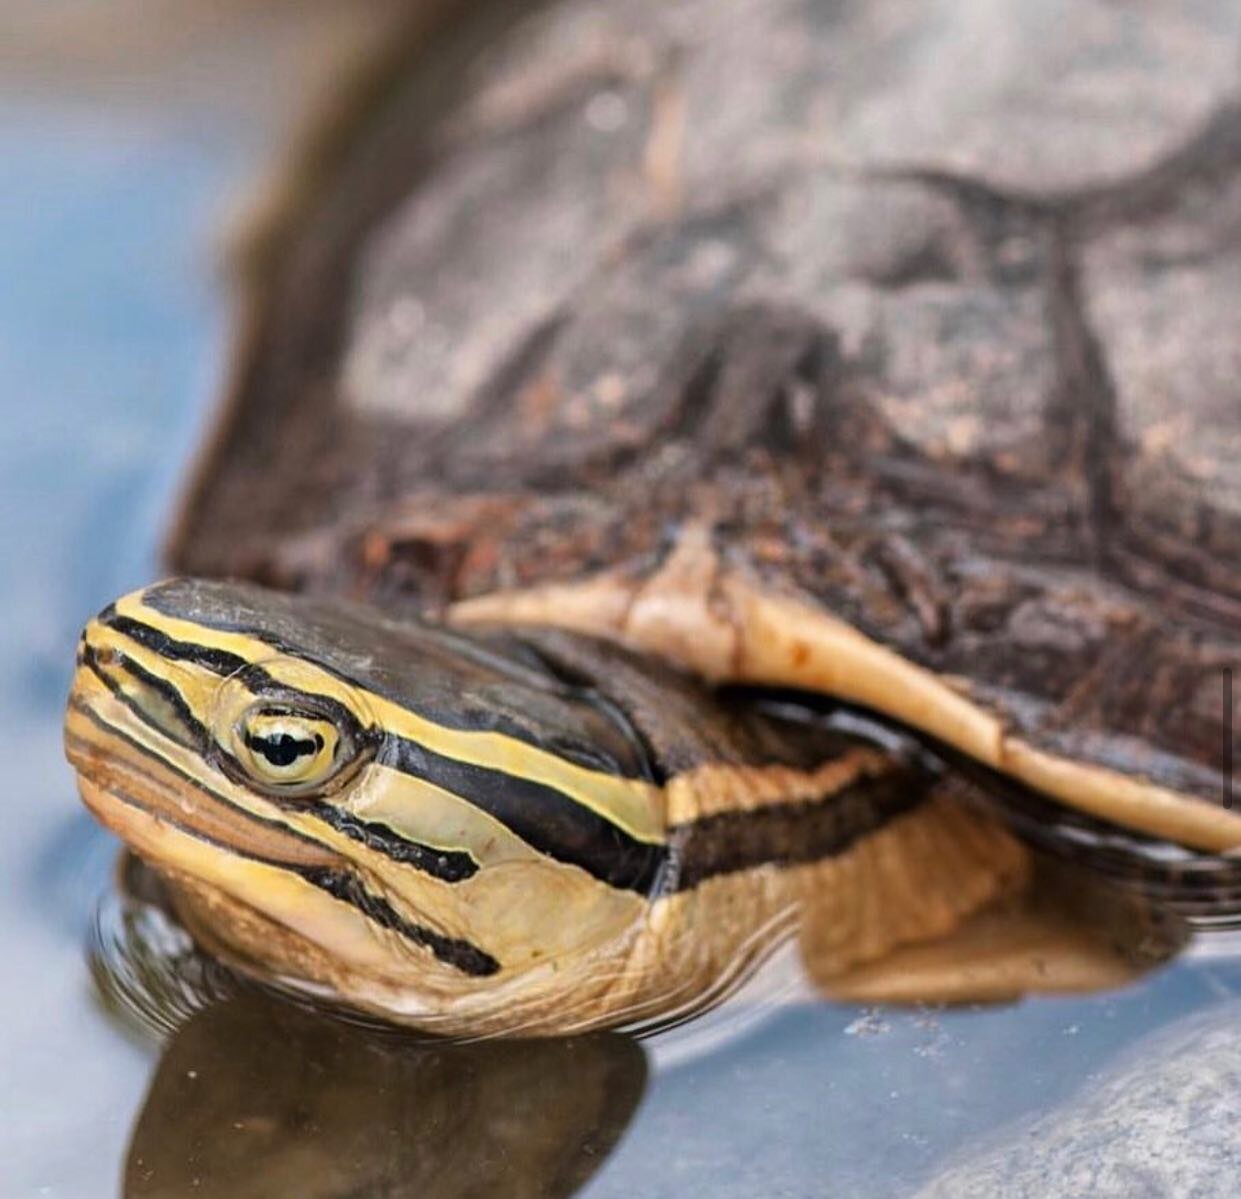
918, 1001, 1241, 1197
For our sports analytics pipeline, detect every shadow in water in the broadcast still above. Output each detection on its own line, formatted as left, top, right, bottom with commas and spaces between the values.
124, 989, 647, 1198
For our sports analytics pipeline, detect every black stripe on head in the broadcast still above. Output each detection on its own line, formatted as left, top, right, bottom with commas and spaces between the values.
671, 768, 931, 889
387, 737, 670, 895
296, 867, 499, 976
75, 771, 499, 979
81, 642, 210, 752
187, 659, 668, 896
139, 579, 656, 782
126, 585, 669, 893
300, 801, 479, 884
102, 613, 249, 677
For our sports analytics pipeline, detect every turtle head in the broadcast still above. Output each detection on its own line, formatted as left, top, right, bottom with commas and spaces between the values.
65, 578, 672, 1035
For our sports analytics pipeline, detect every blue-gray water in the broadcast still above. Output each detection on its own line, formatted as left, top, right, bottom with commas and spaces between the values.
2, 34, 1239, 1199
0, 87, 250, 1195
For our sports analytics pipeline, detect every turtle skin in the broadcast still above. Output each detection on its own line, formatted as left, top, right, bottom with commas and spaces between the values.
168, 0, 1241, 850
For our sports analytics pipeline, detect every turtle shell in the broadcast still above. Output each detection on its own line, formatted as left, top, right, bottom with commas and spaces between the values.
170, 0, 1241, 851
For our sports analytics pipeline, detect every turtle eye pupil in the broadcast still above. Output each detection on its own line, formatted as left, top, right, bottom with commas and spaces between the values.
228, 704, 350, 793
247, 731, 323, 768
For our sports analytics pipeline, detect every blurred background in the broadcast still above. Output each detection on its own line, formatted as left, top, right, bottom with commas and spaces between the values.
2, 3, 1240, 1197
0, 3, 411, 1192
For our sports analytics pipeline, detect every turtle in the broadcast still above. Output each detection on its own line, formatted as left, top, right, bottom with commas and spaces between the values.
65, 0, 1241, 1037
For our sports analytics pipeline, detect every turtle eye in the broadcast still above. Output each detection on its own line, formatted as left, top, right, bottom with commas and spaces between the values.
232, 706, 345, 792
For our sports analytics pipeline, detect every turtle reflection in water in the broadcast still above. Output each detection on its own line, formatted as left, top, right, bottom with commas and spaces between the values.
66, 0, 1241, 1037
125, 987, 643, 1199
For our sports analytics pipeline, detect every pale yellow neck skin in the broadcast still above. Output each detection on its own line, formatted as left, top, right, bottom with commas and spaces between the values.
154, 766, 1151, 1039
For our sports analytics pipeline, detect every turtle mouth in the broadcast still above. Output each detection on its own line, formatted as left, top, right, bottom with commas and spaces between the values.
65, 726, 340, 874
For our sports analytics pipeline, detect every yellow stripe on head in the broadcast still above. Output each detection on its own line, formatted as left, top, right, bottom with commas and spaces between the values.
118, 587, 667, 846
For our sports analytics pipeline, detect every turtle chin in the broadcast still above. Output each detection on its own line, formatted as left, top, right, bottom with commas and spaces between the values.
154, 871, 433, 1016
162, 870, 635, 1039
